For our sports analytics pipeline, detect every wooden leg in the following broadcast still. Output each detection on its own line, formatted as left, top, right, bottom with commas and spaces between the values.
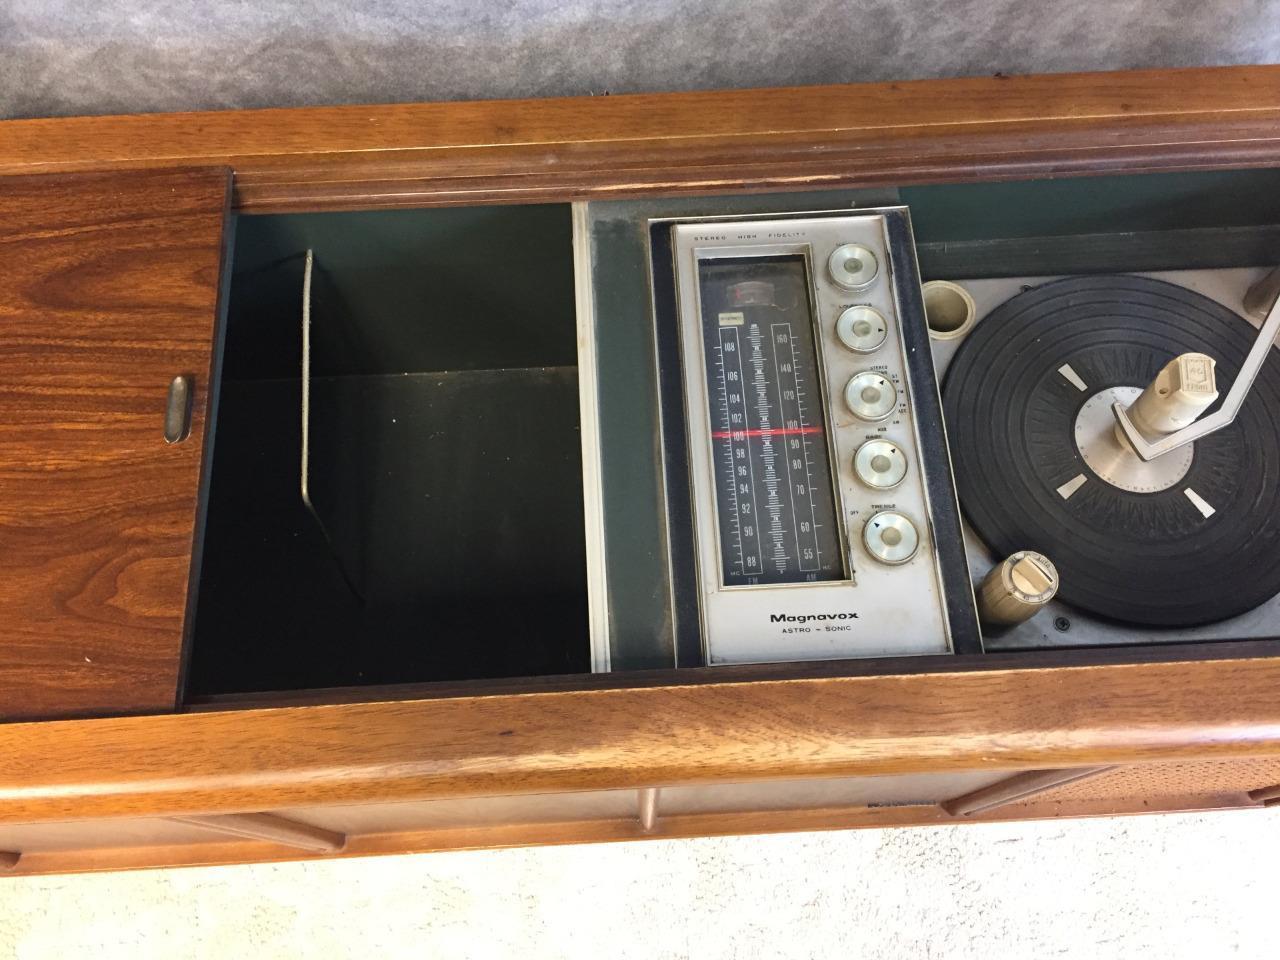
168, 813, 345, 853
1247, 783, 1280, 803
942, 767, 1116, 817
637, 788, 661, 833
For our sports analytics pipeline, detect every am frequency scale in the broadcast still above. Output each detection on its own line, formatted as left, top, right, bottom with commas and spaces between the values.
655, 211, 982, 665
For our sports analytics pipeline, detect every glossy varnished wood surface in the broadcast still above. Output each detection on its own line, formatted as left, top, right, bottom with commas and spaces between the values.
0, 168, 230, 721
3, 653, 1280, 822
1, 68, 1279, 210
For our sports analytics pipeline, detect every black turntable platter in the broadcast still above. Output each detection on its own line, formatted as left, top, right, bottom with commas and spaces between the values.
942, 274, 1280, 626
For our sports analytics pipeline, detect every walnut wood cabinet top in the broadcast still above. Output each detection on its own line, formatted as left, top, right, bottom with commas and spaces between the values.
1, 66, 1279, 210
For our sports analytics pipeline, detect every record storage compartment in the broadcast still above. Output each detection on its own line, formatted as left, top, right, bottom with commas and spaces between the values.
186, 205, 590, 697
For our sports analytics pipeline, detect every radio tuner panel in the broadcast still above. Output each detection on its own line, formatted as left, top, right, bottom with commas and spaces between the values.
653, 211, 981, 665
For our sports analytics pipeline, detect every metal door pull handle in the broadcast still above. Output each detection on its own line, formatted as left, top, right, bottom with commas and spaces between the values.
164, 375, 193, 444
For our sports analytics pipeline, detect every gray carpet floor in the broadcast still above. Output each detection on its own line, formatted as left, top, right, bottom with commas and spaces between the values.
4, 0, 1280, 119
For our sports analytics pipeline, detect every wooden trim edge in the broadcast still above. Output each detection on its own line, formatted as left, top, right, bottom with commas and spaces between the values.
4, 67, 1280, 211
6, 656, 1280, 823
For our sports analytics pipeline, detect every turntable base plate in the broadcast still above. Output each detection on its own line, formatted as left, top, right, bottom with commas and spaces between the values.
943, 274, 1280, 627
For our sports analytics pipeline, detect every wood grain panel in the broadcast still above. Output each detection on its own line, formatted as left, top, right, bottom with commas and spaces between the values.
1, 68, 1279, 210
0, 169, 231, 721
4, 653, 1280, 823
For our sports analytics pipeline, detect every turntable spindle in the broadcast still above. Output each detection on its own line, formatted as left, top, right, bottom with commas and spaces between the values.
1115, 353, 1219, 448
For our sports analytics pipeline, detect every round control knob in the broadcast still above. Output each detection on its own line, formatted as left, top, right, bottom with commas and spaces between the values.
828, 243, 879, 290
844, 371, 898, 421
853, 439, 908, 489
863, 511, 919, 565
836, 305, 889, 353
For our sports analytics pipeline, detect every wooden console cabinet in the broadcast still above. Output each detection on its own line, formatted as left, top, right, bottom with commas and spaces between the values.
2, 66, 1280, 876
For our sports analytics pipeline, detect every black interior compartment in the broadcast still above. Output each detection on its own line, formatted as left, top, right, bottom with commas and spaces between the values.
187, 205, 589, 697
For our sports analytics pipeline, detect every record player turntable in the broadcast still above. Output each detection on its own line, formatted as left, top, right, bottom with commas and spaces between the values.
937, 267, 1280, 648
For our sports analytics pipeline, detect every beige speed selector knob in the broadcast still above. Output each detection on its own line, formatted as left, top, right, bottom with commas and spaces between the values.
977, 551, 1059, 627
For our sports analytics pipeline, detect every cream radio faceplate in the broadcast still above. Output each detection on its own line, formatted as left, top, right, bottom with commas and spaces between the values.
651, 210, 981, 665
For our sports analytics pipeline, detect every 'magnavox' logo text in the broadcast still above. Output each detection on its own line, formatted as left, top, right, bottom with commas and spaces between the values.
770, 613, 859, 624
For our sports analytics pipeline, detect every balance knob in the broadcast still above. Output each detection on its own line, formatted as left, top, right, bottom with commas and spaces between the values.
863, 511, 919, 565
977, 551, 1059, 627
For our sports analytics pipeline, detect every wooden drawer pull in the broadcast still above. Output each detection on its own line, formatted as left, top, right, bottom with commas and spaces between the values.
0, 851, 19, 870
168, 813, 345, 853
942, 766, 1116, 817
